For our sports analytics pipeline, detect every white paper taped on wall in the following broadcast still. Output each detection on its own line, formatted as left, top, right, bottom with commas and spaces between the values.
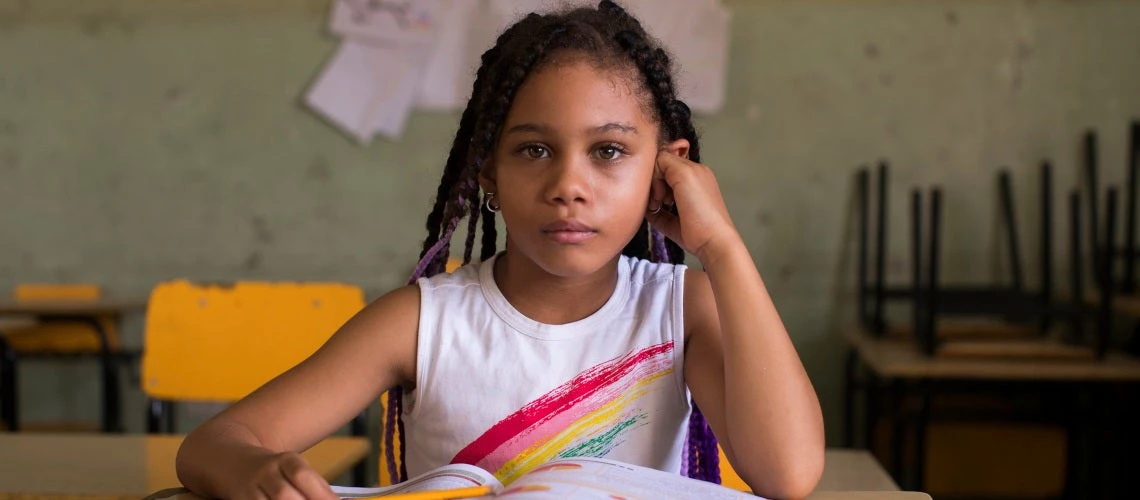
304, 40, 421, 143
415, 0, 482, 110
329, 0, 446, 47
304, 0, 731, 143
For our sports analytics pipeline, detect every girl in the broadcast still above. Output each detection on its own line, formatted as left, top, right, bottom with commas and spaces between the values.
176, 2, 824, 499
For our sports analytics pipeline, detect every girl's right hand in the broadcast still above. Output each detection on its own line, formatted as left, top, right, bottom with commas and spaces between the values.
237, 451, 339, 500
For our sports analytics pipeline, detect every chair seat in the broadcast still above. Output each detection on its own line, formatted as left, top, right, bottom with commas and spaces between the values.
717, 445, 750, 492
0, 317, 120, 353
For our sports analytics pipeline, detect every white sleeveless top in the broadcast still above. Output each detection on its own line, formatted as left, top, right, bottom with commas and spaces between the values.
403, 253, 692, 483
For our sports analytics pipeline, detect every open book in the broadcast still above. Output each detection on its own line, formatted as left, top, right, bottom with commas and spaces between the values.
333, 456, 761, 499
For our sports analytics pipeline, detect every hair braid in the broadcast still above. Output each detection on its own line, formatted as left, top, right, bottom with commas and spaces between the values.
462, 181, 481, 265
480, 199, 499, 261
623, 220, 651, 260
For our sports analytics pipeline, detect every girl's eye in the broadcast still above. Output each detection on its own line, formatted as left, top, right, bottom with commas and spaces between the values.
522, 145, 549, 159
596, 144, 626, 161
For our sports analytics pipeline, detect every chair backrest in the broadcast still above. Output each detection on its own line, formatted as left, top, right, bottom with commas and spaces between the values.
446, 258, 462, 273
14, 283, 101, 302
141, 280, 365, 402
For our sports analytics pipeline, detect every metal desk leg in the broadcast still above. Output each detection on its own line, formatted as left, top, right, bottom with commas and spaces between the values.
1062, 382, 1084, 500
36, 315, 123, 433
85, 316, 123, 433
0, 336, 17, 431
913, 379, 932, 492
889, 379, 907, 487
844, 349, 858, 448
864, 370, 881, 452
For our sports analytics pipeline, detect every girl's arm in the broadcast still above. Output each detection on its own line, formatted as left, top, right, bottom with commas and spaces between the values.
175, 285, 421, 499
684, 253, 824, 499
647, 149, 825, 499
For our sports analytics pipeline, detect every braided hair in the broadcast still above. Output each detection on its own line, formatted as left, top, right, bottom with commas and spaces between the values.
389, 0, 718, 484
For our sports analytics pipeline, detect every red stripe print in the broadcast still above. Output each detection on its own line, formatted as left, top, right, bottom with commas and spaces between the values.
451, 341, 674, 466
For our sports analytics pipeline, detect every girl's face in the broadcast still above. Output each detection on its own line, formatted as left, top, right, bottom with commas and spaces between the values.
482, 60, 666, 278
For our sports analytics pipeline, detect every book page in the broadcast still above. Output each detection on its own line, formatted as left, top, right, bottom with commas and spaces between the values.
332, 463, 503, 498
498, 457, 762, 500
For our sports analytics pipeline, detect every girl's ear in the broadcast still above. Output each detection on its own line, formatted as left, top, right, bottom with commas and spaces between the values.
478, 156, 498, 193
664, 139, 690, 159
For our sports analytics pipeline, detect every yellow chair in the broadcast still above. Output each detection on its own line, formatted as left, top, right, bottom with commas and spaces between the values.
445, 258, 463, 273
0, 284, 125, 432
4, 284, 121, 351
717, 445, 750, 492
141, 280, 369, 484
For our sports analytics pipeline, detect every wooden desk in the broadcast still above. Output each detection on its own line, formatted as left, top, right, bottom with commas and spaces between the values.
141, 491, 930, 500
843, 328, 1140, 382
138, 448, 924, 500
843, 327, 1140, 496
0, 433, 369, 498
0, 299, 146, 316
815, 449, 898, 492
0, 318, 37, 331
0, 298, 145, 433
810, 494, 929, 500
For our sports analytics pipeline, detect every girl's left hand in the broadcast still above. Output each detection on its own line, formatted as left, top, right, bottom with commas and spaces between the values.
646, 151, 741, 263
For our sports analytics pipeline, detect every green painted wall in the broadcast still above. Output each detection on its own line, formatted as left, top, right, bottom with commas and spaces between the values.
2, 0, 1138, 479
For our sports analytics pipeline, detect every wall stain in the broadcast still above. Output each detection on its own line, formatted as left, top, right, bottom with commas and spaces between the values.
880, 74, 893, 88
79, 15, 106, 37
1011, 38, 1034, 90
779, 265, 794, 283
1, 149, 19, 171
0, 119, 18, 137
864, 43, 880, 59
79, 12, 135, 37
945, 10, 959, 26
199, 116, 226, 138
244, 251, 263, 271
251, 216, 275, 244
159, 132, 191, 155
306, 156, 332, 182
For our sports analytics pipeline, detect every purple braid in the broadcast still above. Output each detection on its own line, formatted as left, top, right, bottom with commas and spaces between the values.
688, 404, 721, 483
408, 217, 460, 283
383, 387, 402, 481
650, 227, 668, 263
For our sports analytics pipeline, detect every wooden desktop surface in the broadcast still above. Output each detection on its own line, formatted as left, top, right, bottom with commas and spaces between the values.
0, 433, 368, 497
845, 328, 1140, 381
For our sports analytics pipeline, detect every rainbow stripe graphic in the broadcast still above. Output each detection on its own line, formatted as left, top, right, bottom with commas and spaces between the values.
450, 341, 676, 483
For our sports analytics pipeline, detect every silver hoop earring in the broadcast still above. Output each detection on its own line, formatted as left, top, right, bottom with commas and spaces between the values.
483, 192, 501, 213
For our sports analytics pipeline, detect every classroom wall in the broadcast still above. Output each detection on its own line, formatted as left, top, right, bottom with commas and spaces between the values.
2, 0, 1139, 446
